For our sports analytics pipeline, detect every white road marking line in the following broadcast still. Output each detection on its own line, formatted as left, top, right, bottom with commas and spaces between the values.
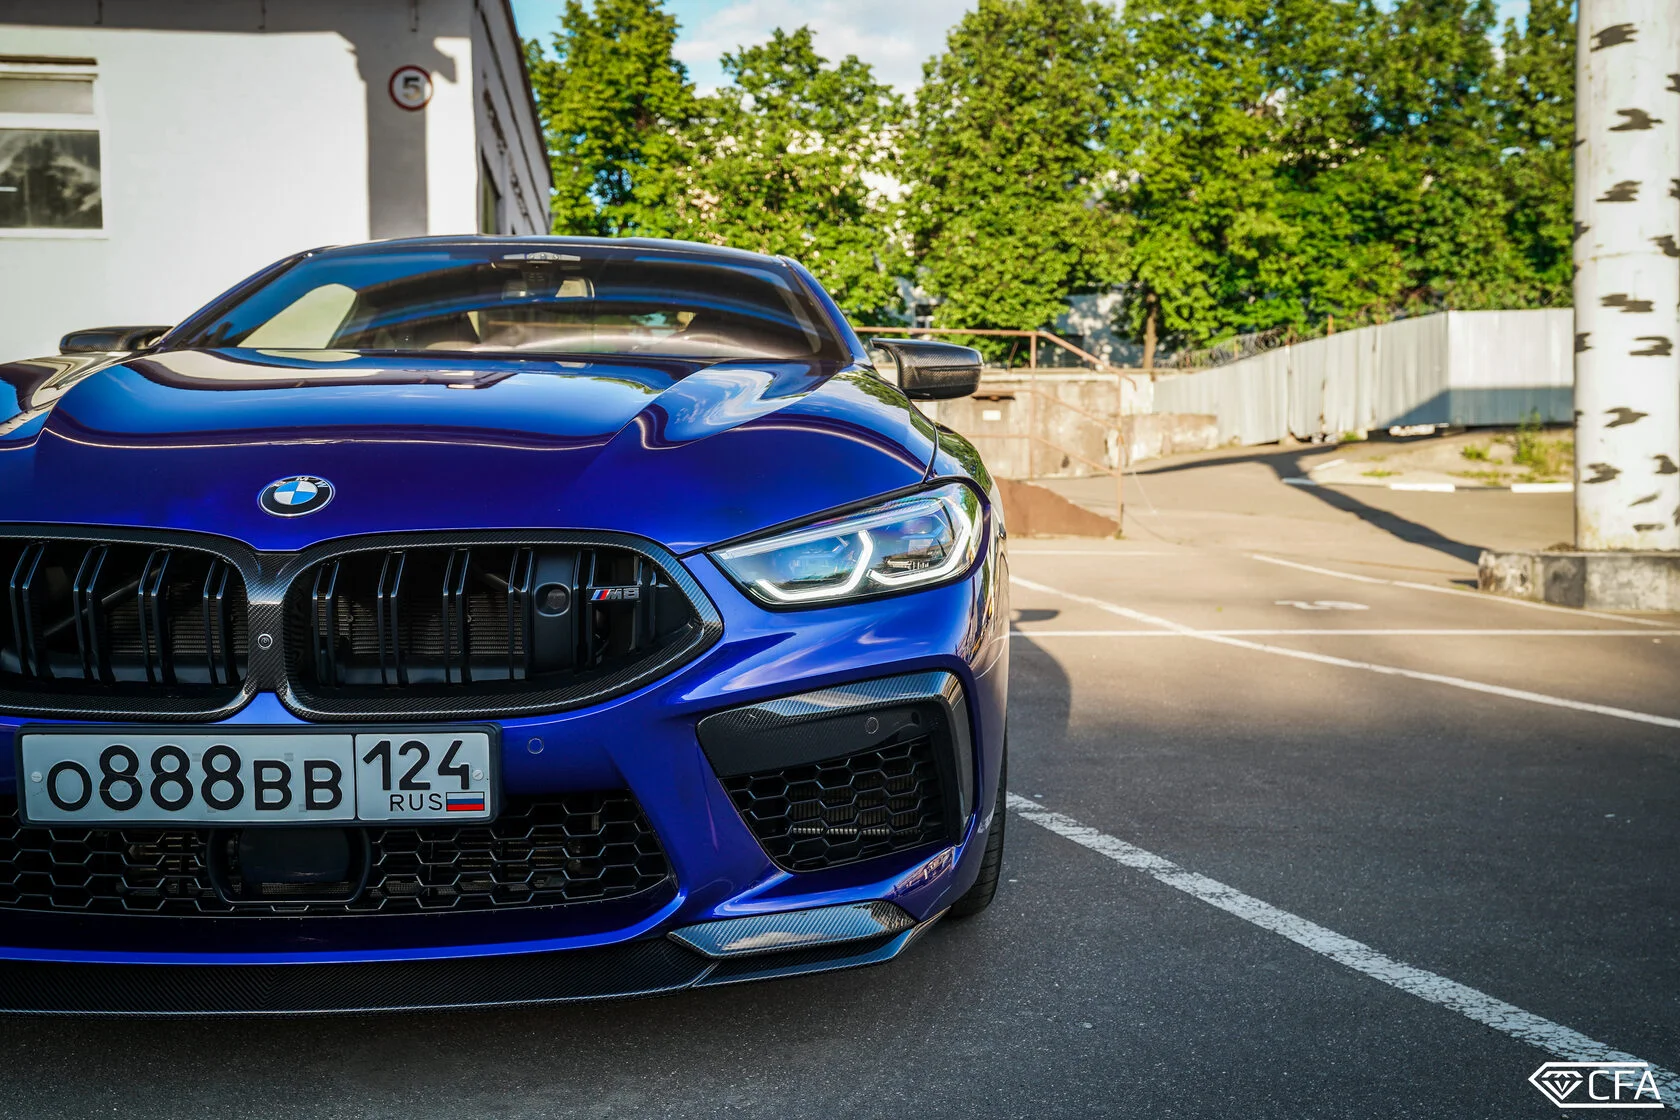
1009, 628, 1680, 638
1308, 458, 1346, 472
1512, 482, 1573, 494
1281, 477, 1320, 487
1390, 481, 1457, 492
1010, 550, 1175, 556
1275, 599, 1369, 611
1248, 553, 1669, 627
1010, 576, 1680, 731
1006, 793, 1680, 1100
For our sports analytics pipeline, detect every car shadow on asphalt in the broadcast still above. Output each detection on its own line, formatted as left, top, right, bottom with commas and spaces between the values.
1135, 444, 1487, 565
1002, 622, 1074, 791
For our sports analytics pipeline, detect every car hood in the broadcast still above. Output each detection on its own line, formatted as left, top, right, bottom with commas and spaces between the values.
0, 349, 938, 553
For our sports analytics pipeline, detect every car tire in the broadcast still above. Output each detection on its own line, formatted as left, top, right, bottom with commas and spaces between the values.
948, 740, 1006, 919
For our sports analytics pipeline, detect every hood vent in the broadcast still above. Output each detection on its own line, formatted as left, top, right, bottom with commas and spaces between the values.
2, 538, 247, 706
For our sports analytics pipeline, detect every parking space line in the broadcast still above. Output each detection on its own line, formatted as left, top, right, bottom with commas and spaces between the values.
1010, 576, 1680, 731
1006, 793, 1680, 1099
1010, 628, 1680, 638
1009, 550, 1176, 556
1249, 554, 1668, 627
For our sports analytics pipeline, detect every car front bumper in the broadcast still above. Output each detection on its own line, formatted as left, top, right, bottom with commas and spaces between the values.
0, 548, 1008, 1013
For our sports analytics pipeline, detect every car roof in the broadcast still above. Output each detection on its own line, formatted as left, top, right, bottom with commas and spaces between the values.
310, 235, 789, 269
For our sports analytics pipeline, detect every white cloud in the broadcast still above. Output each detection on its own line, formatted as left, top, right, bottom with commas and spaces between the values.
672, 0, 977, 93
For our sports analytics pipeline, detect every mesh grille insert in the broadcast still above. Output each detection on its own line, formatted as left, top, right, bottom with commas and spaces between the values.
722, 737, 953, 872
0, 794, 671, 916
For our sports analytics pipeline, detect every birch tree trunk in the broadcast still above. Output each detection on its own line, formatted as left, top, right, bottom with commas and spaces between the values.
1572, 0, 1680, 551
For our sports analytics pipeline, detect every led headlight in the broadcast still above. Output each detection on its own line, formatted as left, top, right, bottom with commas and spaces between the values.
712, 483, 983, 606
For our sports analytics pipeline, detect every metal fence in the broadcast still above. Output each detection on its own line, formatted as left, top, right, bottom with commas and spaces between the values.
1150, 309, 1572, 444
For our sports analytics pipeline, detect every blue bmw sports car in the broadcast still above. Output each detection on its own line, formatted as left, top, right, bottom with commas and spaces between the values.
0, 237, 1009, 1013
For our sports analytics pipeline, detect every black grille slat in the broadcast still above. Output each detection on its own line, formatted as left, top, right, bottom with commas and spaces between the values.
507, 546, 534, 682
375, 550, 407, 686
201, 558, 236, 688
137, 548, 173, 684
2, 538, 247, 699
8, 543, 48, 679
72, 545, 111, 683
723, 738, 954, 873
442, 547, 472, 684
0, 795, 671, 917
310, 560, 340, 686
286, 543, 696, 702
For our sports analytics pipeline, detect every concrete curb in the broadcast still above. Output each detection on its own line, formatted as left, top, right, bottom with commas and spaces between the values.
1479, 549, 1680, 611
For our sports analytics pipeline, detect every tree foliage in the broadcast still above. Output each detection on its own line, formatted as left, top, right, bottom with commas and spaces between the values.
525, 0, 1576, 356
648, 29, 907, 323
525, 0, 694, 235
902, 0, 1126, 341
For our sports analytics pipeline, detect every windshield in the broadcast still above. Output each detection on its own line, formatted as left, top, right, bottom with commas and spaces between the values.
176, 243, 844, 361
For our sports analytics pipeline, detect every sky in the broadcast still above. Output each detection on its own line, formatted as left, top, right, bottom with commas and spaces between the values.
510, 0, 1535, 94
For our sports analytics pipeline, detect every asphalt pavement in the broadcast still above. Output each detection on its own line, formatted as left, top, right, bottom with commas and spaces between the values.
3, 447, 1676, 1119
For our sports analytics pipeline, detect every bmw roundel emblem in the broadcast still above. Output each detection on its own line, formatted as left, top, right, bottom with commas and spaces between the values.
259, 475, 334, 517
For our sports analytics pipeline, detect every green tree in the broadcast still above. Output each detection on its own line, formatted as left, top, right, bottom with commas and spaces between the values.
1105, 0, 1572, 358
905, 0, 1126, 348
648, 28, 908, 323
525, 0, 694, 234
1347, 0, 1532, 312
1107, 0, 1305, 361
1494, 0, 1574, 305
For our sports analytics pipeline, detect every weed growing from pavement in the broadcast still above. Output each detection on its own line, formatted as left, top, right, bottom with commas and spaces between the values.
1460, 443, 1490, 462
1507, 413, 1572, 482
1363, 468, 1398, 478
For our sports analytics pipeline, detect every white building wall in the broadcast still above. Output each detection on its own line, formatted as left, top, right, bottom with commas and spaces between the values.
0, 0, 549, 362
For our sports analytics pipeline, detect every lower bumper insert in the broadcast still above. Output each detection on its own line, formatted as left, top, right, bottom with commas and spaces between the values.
0, 903, 939, 1014
667, 900, 914, 958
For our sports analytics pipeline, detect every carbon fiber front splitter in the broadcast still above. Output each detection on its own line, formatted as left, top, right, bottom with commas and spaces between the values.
0, 910, 942, 1016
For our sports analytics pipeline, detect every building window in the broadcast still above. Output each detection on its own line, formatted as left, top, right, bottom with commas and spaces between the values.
0, 66, 102, 231
479, 155, 504, 234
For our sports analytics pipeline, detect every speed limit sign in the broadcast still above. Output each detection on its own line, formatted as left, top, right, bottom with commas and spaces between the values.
389, 65, 433, 111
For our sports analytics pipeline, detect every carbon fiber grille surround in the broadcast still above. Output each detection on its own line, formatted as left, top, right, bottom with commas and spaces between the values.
721, 736, 953, 872
0, 793, 671, 916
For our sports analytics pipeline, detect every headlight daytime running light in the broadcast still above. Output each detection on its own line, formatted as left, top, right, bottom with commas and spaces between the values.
711, 483, 983, 607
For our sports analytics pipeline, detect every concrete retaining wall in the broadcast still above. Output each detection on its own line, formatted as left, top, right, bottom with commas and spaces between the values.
929, 372, 1215, 478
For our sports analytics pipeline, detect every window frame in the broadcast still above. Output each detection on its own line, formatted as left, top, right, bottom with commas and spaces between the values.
0, 58, 106, 238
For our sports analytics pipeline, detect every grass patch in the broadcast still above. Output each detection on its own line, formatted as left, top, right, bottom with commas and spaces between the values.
1504, 413, 1572, 481
1460, 443, 1491, 462
1362, 468, 1398, 478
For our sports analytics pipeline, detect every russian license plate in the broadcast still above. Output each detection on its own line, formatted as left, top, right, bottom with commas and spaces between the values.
16, 727, 498, 826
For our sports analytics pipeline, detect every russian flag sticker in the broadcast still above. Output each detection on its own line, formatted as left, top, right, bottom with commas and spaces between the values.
446, 792, 487, 813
